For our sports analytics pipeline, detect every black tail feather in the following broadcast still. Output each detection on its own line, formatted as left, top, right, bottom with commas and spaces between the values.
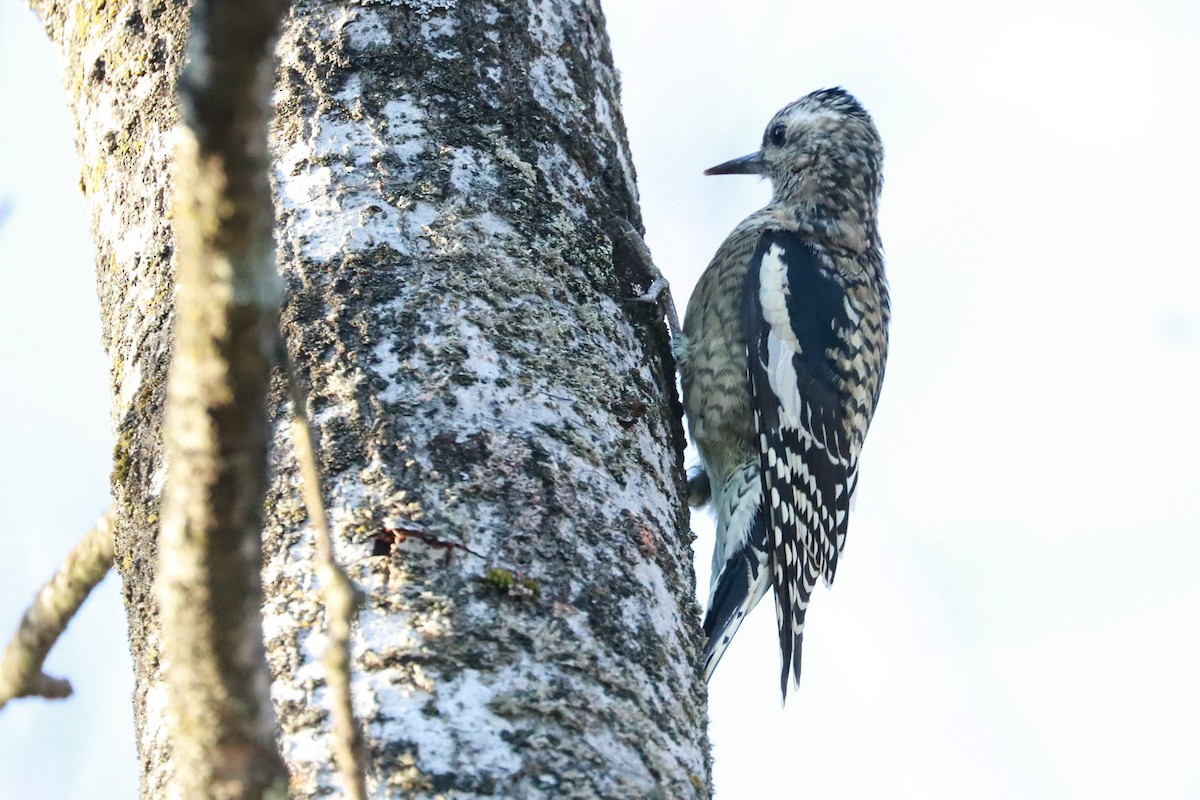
702, 508, 769, 680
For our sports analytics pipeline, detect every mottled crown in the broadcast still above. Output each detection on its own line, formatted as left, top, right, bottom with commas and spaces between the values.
767, 88, 873, 136
763, 87, 883, 253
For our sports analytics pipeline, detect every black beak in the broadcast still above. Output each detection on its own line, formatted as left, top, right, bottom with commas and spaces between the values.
704, 151, 766, 176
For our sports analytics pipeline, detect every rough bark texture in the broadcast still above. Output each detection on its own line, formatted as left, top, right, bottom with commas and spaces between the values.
29, 0, 192, 793
32, 0, 710, 797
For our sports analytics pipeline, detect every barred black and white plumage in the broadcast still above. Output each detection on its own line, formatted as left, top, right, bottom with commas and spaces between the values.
679, 88, 889, 700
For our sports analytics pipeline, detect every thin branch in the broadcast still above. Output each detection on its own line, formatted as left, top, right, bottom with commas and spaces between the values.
156, 1, 291, 797
0, 507, 117, 710
284, 359, 368, 800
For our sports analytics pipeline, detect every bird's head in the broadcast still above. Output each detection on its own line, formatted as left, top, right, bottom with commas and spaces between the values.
706, 88, 883, 253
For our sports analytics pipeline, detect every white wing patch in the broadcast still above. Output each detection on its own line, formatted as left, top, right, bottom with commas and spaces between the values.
758, 244, 801, 353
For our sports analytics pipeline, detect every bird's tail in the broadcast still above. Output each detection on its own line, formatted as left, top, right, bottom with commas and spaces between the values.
702, 504, 769, 681
773, 554, 819, 702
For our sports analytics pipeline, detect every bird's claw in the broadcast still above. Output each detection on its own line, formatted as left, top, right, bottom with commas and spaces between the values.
629, 276, 670, 306
605, 218, 682, 342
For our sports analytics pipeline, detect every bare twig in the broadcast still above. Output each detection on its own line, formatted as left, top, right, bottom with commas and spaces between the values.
283, 360, 368, 800
0, 507, 117, 710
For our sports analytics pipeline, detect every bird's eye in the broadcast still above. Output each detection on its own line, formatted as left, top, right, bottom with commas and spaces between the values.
768, 124, 787, 147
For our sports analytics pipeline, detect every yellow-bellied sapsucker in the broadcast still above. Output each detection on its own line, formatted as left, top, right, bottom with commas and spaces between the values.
679, 88, 890, 700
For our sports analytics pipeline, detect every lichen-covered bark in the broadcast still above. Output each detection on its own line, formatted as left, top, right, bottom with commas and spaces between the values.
29, 0, 191, 795
32, 0, 709, 796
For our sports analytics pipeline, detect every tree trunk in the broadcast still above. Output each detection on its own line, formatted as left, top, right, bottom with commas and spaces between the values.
31, 0, 710, 796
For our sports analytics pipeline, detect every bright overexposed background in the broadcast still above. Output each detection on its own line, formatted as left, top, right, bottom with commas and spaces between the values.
3, 0, 1199, 797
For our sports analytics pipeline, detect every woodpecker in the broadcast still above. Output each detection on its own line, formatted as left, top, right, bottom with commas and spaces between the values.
679, 88, 890, 700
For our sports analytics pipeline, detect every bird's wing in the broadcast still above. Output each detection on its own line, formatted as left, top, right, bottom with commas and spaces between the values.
741, 228, 858, 694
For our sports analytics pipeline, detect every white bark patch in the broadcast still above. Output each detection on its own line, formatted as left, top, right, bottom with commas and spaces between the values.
275, 134, 431, 263
139, 674, 170, 761
274, 47, 431, 261
148, 460, 167, 499
396, 0, 459, 14
361, 663, 533, 792
420, 15, 460, 60
535, 143, 595, 220
622, 559, 691, 686
526, 0, 583, 127
339, 8, 393, 51
449, 146, 501, 197
382, 97, 428, 148
529, 53, 579, 123
115, 358, 144, 426
81, 97, 177, 421
370, 329, 405, 404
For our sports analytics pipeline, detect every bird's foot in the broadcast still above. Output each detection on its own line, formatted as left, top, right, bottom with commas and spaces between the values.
604, 217, 682, 342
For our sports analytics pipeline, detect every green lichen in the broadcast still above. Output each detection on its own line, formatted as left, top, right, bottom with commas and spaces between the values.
112, 429, 133, 486
81, 159, 106, 197
113, 130, 144, 159
72, 0, 123, 35
484, 567, 514, 592
483, 569, 541, 600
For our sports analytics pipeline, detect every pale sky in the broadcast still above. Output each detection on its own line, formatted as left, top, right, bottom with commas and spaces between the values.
3, 0, 1200, 798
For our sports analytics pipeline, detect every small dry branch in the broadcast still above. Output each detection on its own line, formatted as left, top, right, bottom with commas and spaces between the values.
285, 360, 368, 800
0, 507, 117, 710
